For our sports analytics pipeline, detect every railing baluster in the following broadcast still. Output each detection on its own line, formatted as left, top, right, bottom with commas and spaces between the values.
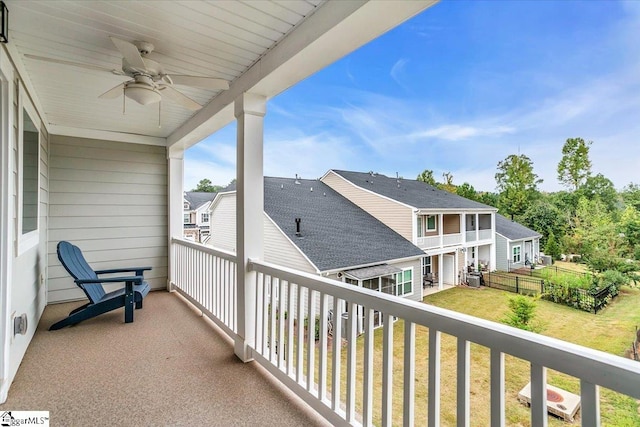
269, 277, 277, 363
278, 279, 286, 369
287, 282, 295, 375
457, 338, 470, 427
318, 293, 328, 401
261, 273, 269, 356
382, 312, 394, 427
331, 297, 343, 412
254, 271, 263, 354
363, 307, 374, 427
428, 328, 441, 427
296, 286, 305, 384
306, 289, 316, 393
530, 363, 547, 427
346, 303, 358, 424
490, 349, 505, 427
404, 320, 415, 427
580, 380, 600, 427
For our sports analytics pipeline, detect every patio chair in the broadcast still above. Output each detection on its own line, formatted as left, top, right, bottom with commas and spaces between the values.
49, 241, 152, 330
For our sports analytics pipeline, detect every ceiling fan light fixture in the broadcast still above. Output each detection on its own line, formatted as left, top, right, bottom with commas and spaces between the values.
125, 83, 161, 106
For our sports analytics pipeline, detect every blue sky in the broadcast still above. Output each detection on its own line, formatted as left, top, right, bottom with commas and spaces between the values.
185, 0, 640, 192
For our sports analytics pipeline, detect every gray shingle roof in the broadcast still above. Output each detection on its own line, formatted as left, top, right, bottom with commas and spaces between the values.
185, 191, 217, 210
495, 213, 541, 240
330, 170, 496, 210
264, 177, 425, 272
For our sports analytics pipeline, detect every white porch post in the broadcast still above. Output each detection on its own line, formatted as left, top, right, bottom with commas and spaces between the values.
167, 148, 184, 291
490, 213, 496, 271
438, 253, 443, 290
235, 93, 266, 362
475, 213, 479, 241
438, 214, 444, 248
460, 213, 466, 243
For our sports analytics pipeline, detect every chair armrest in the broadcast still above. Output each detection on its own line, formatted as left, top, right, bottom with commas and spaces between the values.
75, 276, 144, 285
94, 267, 152, 276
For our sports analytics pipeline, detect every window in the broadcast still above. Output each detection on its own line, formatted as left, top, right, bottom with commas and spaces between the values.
201, 213, 209, 223
417, 215, 437, 237
183, 213, 190, 223
422, 256, 432, 276
512, 246, 521, 263
17, 99, 40, 254
395, 268, 413, 296
184, 202, 189, 209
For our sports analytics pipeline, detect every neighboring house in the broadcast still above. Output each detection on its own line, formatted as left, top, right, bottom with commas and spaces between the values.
321, 170, 498, 287
494, 214, 542, 272
208, 177, 426, 331
183, 191, 217, 243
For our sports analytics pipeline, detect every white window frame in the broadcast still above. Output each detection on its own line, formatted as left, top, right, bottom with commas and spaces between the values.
183, 213, 190, 224
201, 212, 209, 223
17, 85, 40, 255
422, 256, 432, 276
417, 215, 437, 237
395, 267, 413, 297
512, 245, 522, 263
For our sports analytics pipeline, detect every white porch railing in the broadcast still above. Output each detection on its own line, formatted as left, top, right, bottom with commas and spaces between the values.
478, 229, 492, 240
171, 238, 238, 338
442, 232, 462, 246
170, 238, 640, 427
465, 230, 476, 242
416, 235, 440, 249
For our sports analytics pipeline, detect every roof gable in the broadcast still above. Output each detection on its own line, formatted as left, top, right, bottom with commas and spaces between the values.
330, 170, 496, 210
495, 214, 541, 241
184, 191, 217, 210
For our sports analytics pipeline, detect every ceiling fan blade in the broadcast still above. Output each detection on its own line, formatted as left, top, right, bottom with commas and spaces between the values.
98, 82, 126, 99
169, 75, 230, 90
109, 36, 147, 71
24, 54, 123, 75
159, 85, 202, 111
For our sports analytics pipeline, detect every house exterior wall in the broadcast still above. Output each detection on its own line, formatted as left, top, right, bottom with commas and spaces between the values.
321, 171, 413, 241
208, 193, 318, 274
47, 136, 168, 303
495, 234, 509, 271
443, 214, 460, 234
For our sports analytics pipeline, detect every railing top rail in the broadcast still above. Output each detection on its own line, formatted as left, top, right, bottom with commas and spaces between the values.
171, 237, 237, 263
249, 258, 640, 398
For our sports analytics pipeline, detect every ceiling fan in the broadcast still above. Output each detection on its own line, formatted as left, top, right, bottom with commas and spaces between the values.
25, 36, 230, 111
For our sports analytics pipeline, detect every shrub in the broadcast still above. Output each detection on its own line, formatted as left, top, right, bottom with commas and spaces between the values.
502, 295, 540, 332
544, 231, 562, 261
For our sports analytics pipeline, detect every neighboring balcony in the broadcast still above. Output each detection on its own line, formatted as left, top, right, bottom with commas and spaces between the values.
465, 228, 492, 242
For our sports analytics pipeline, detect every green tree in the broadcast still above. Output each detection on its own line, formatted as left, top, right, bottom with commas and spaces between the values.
619, 206, 640, 258
577, 173, 619, 213
566, 197, 618, 260
495, 154, 542, 218
440, 171, 456, 193
557, 137, 592, 190
417, 169, 437, 186
456, 182, 478, 201
520, 199, 568, 246
193, 178, 221, 192
544, 231, 562, 260
621, 183, 640, 211
502, 295, 540, 332
477, 192, 499, 208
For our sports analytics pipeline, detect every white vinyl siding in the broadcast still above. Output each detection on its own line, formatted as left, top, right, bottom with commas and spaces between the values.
208, 192, 317, 274
322, 171, 414, 241
495, 234, 508, 271
47, 136, 168, 303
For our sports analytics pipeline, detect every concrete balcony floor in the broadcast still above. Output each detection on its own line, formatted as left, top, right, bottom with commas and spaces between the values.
0, 291, 329, 426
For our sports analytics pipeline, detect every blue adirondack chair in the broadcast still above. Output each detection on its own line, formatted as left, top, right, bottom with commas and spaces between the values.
50, 241, 151, 330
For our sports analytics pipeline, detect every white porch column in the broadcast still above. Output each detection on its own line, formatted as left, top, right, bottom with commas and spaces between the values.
460, 213, 466, 243
235, 93, 266, 362
475, 213, 479, 241
490, 213, 496, 271
438, 214, 444, 248
167, 148, 184, 292
438, 253, 443, 290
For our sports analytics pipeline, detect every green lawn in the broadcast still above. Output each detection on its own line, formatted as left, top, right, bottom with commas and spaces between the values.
319, 285, 640, 426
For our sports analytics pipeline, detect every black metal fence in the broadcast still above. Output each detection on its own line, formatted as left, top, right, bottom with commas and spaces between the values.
485, 271, 618, 314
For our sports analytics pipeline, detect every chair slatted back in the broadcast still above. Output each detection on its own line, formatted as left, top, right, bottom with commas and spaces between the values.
57, 241, 106, 303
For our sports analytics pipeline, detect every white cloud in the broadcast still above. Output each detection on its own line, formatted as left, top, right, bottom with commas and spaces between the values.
411, 124, 516, 141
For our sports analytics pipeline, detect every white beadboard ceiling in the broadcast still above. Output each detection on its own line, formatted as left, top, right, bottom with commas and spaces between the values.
7, 0, 324, 139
